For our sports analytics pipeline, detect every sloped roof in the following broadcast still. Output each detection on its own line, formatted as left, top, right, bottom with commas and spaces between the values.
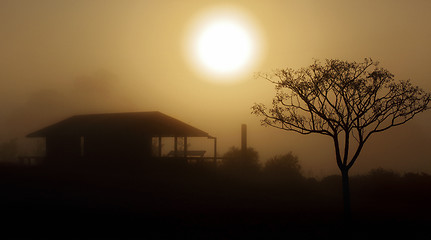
27, 112, 210, 138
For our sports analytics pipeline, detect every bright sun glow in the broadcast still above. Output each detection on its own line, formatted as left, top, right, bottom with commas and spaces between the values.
196, 20, 253, 74
185, 6, 262, 83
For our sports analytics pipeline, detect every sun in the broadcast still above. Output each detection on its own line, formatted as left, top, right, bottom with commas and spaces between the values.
195, 19, 253, 74
184, 6, 262, 83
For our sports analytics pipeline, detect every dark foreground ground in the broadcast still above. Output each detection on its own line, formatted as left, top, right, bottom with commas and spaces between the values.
1, 163, 431, 239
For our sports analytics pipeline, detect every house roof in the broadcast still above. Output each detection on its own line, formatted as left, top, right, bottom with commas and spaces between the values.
27, 111, 210, 138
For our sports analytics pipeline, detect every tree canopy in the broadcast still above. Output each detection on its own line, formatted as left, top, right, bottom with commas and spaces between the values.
252, 58, 430, 172
252, 58, 431, 220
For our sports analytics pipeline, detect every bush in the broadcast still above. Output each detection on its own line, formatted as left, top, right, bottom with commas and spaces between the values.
264, 152, 303, 181
221, 147, 260, 175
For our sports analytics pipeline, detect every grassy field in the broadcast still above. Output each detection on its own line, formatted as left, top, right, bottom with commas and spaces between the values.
1, 163, 430, 239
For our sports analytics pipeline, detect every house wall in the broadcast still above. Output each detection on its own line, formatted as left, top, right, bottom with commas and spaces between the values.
46, 136, 81, 160
44, 135, 153, 163
84, 135, 152, 161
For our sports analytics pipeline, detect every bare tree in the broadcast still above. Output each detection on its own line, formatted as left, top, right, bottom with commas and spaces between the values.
252, 58, 431, 221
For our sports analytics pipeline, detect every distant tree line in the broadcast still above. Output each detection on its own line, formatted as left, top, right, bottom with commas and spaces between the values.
221, 146, 304, 178
220, 146, 431, 185
1, 147, 430, 239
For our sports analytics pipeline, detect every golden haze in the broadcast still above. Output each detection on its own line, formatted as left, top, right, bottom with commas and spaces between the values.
1, 0, 431, 177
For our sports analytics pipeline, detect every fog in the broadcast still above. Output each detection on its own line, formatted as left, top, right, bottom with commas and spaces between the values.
1, 0, 431, 177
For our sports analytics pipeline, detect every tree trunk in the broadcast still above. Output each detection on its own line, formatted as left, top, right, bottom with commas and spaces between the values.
341, 169, 351, 222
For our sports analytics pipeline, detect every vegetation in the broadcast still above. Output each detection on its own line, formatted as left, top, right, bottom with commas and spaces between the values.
0, 160, 430, 238
264, 152, 303, 182
252, 58, 431, 221
1, 138, 430, 238
221, 146, 260, 175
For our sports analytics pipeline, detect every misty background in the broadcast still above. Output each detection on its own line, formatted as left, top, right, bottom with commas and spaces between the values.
1, 0, 430, 177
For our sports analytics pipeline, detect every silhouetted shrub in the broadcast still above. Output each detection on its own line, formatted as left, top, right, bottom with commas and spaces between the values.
351, 168, 401, 192
263, 152, 303, 182
403, 172, 431, 183
367, 167, 400, 180
221, 147, 260, 175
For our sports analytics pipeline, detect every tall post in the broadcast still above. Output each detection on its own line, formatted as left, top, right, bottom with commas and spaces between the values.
241, 124, 247, 160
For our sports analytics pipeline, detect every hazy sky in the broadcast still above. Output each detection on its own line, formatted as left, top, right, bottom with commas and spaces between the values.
1, 0, 430, 177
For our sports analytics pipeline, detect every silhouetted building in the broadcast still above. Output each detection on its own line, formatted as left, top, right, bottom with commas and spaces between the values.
27, 111, 215, 164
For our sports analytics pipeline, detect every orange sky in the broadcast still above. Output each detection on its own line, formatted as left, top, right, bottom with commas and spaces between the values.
1, 0, 431, 177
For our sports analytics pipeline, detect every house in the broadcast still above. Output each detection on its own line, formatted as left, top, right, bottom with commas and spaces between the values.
27, 111, 216, 164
